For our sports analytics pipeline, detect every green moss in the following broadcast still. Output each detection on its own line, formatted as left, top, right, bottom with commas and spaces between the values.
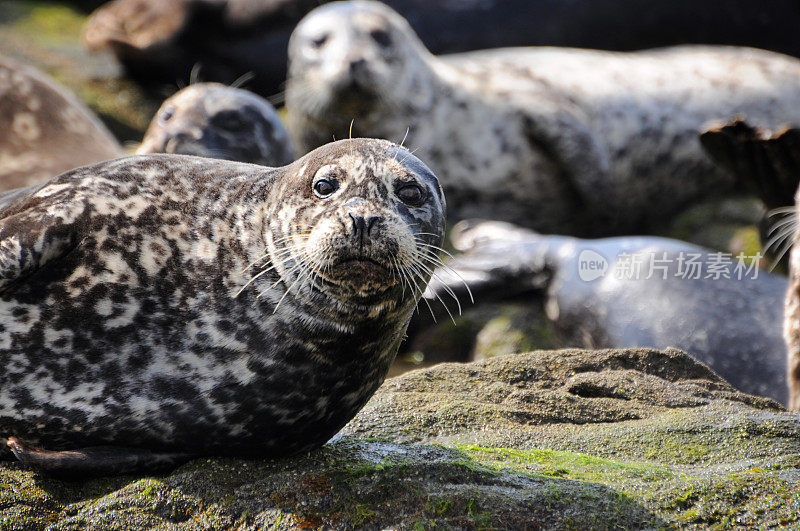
458, 445, 674, 486
9, 2, 85, 44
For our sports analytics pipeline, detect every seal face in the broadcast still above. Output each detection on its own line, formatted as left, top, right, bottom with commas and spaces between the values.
0, 54, 122, 191
137, 82, 295, 167
286, 1, 800, 235
0, 139, 445, 460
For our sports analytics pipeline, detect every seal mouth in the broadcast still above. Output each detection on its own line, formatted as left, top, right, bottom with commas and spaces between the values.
336, 257, 389, 274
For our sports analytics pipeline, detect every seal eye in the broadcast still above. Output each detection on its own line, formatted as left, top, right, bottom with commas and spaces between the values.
312, 34, 329, 48
397, 184, 424, 206
313, 178, 338, 198
159, 106, 175, 125
370, 29, 391, 48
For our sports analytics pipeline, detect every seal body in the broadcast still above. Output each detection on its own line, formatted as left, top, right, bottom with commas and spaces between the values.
0, 139, 445, 461
429, 221, 788, 403
0, 55, 122, 191
286, 1, 800, 235
137, 82, 295, 166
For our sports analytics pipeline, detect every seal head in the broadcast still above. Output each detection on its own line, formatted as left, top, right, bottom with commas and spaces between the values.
287, 0, 433, 121
138, 82, 295, 166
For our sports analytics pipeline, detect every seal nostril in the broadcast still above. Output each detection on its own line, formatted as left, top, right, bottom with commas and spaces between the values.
366, 216, 380, 236
348, 212, 367, 242
349, 58, 367, 76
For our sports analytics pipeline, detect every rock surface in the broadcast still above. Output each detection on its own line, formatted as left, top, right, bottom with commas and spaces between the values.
2, 348, 799, 529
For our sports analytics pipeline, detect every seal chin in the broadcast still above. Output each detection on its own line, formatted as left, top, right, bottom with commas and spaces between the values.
322, 256, 396, 292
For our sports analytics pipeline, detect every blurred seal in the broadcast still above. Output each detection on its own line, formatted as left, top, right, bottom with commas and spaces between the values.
286, 0, 800, 235
137, 82, 295, 166
426, 221, 788, 404
0, 54, 122, 191
0, 138, 445, 476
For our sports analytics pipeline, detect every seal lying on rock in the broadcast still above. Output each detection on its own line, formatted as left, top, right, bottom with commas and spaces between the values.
0, 54, 122, 191
137, 82, 295, 166
83, 0, 800, 97
426, 221, 788, 404
286, 1, 800, 235
0, 138, 445, 476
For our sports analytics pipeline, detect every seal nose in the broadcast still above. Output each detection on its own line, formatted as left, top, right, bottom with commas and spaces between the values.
349, 58, 368, 76
348, 213, 381, 245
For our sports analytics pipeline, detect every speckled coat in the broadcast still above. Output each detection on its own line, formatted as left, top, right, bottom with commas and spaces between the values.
0, 139, 445, 456
0, 54, 122, 191
286, 1, 800, 235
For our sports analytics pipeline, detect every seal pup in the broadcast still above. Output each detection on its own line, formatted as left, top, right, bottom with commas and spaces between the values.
0, 138, 446, 476
425, 221, 788, 404
137, 82, 295, 166
0, 54, 122, 191
286, 1, 800, 235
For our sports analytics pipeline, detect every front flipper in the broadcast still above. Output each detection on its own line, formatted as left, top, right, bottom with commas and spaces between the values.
7, 437, 196, 478
0, 188, 81, 292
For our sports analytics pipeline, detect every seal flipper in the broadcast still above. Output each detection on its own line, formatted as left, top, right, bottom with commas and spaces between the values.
7, 437, 195, 478
0, 186, 81, 292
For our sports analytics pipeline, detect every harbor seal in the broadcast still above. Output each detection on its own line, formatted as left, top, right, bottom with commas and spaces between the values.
0, 138, 446, 476
286, 1, 800, 236
0, 54, 122, 191
425, 221, 788, 404
137, 82, 295, 166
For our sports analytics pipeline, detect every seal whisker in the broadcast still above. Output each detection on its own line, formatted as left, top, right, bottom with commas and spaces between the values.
410, 257, 463, 315
408, 262, 456, 324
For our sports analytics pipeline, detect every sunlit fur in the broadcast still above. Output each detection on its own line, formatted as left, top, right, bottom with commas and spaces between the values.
782, 195, 800, 410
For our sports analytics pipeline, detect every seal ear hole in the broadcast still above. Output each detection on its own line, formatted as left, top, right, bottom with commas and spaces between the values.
396, 183, 425, 206
370, 29, 392, 48
159, 106, 175, 125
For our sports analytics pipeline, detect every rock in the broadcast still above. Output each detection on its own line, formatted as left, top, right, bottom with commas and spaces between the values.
2, 348, 799, 528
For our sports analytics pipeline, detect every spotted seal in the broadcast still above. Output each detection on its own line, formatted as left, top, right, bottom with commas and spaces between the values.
425, 221, 788, 404
0, 138, 445, 476
137, 82, 295, 166
0, 54, 122, 191
286, 0, 800, 236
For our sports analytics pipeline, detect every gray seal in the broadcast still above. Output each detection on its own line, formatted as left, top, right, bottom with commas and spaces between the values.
0, 138, 445, 476
0, 54, 122, 191
137, 82, 295, 166
286, 0, 800, 235
427, 221, 788, 404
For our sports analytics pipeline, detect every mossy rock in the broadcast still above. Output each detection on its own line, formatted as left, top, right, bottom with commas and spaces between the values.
2, 348, 799, 528
0, 0, 160, 142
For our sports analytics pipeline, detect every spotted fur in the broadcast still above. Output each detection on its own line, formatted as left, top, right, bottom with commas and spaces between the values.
0, 54, 122, 191
137, 82, 295, 167
0, 139, 445, 460
286, 0, 800, 235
